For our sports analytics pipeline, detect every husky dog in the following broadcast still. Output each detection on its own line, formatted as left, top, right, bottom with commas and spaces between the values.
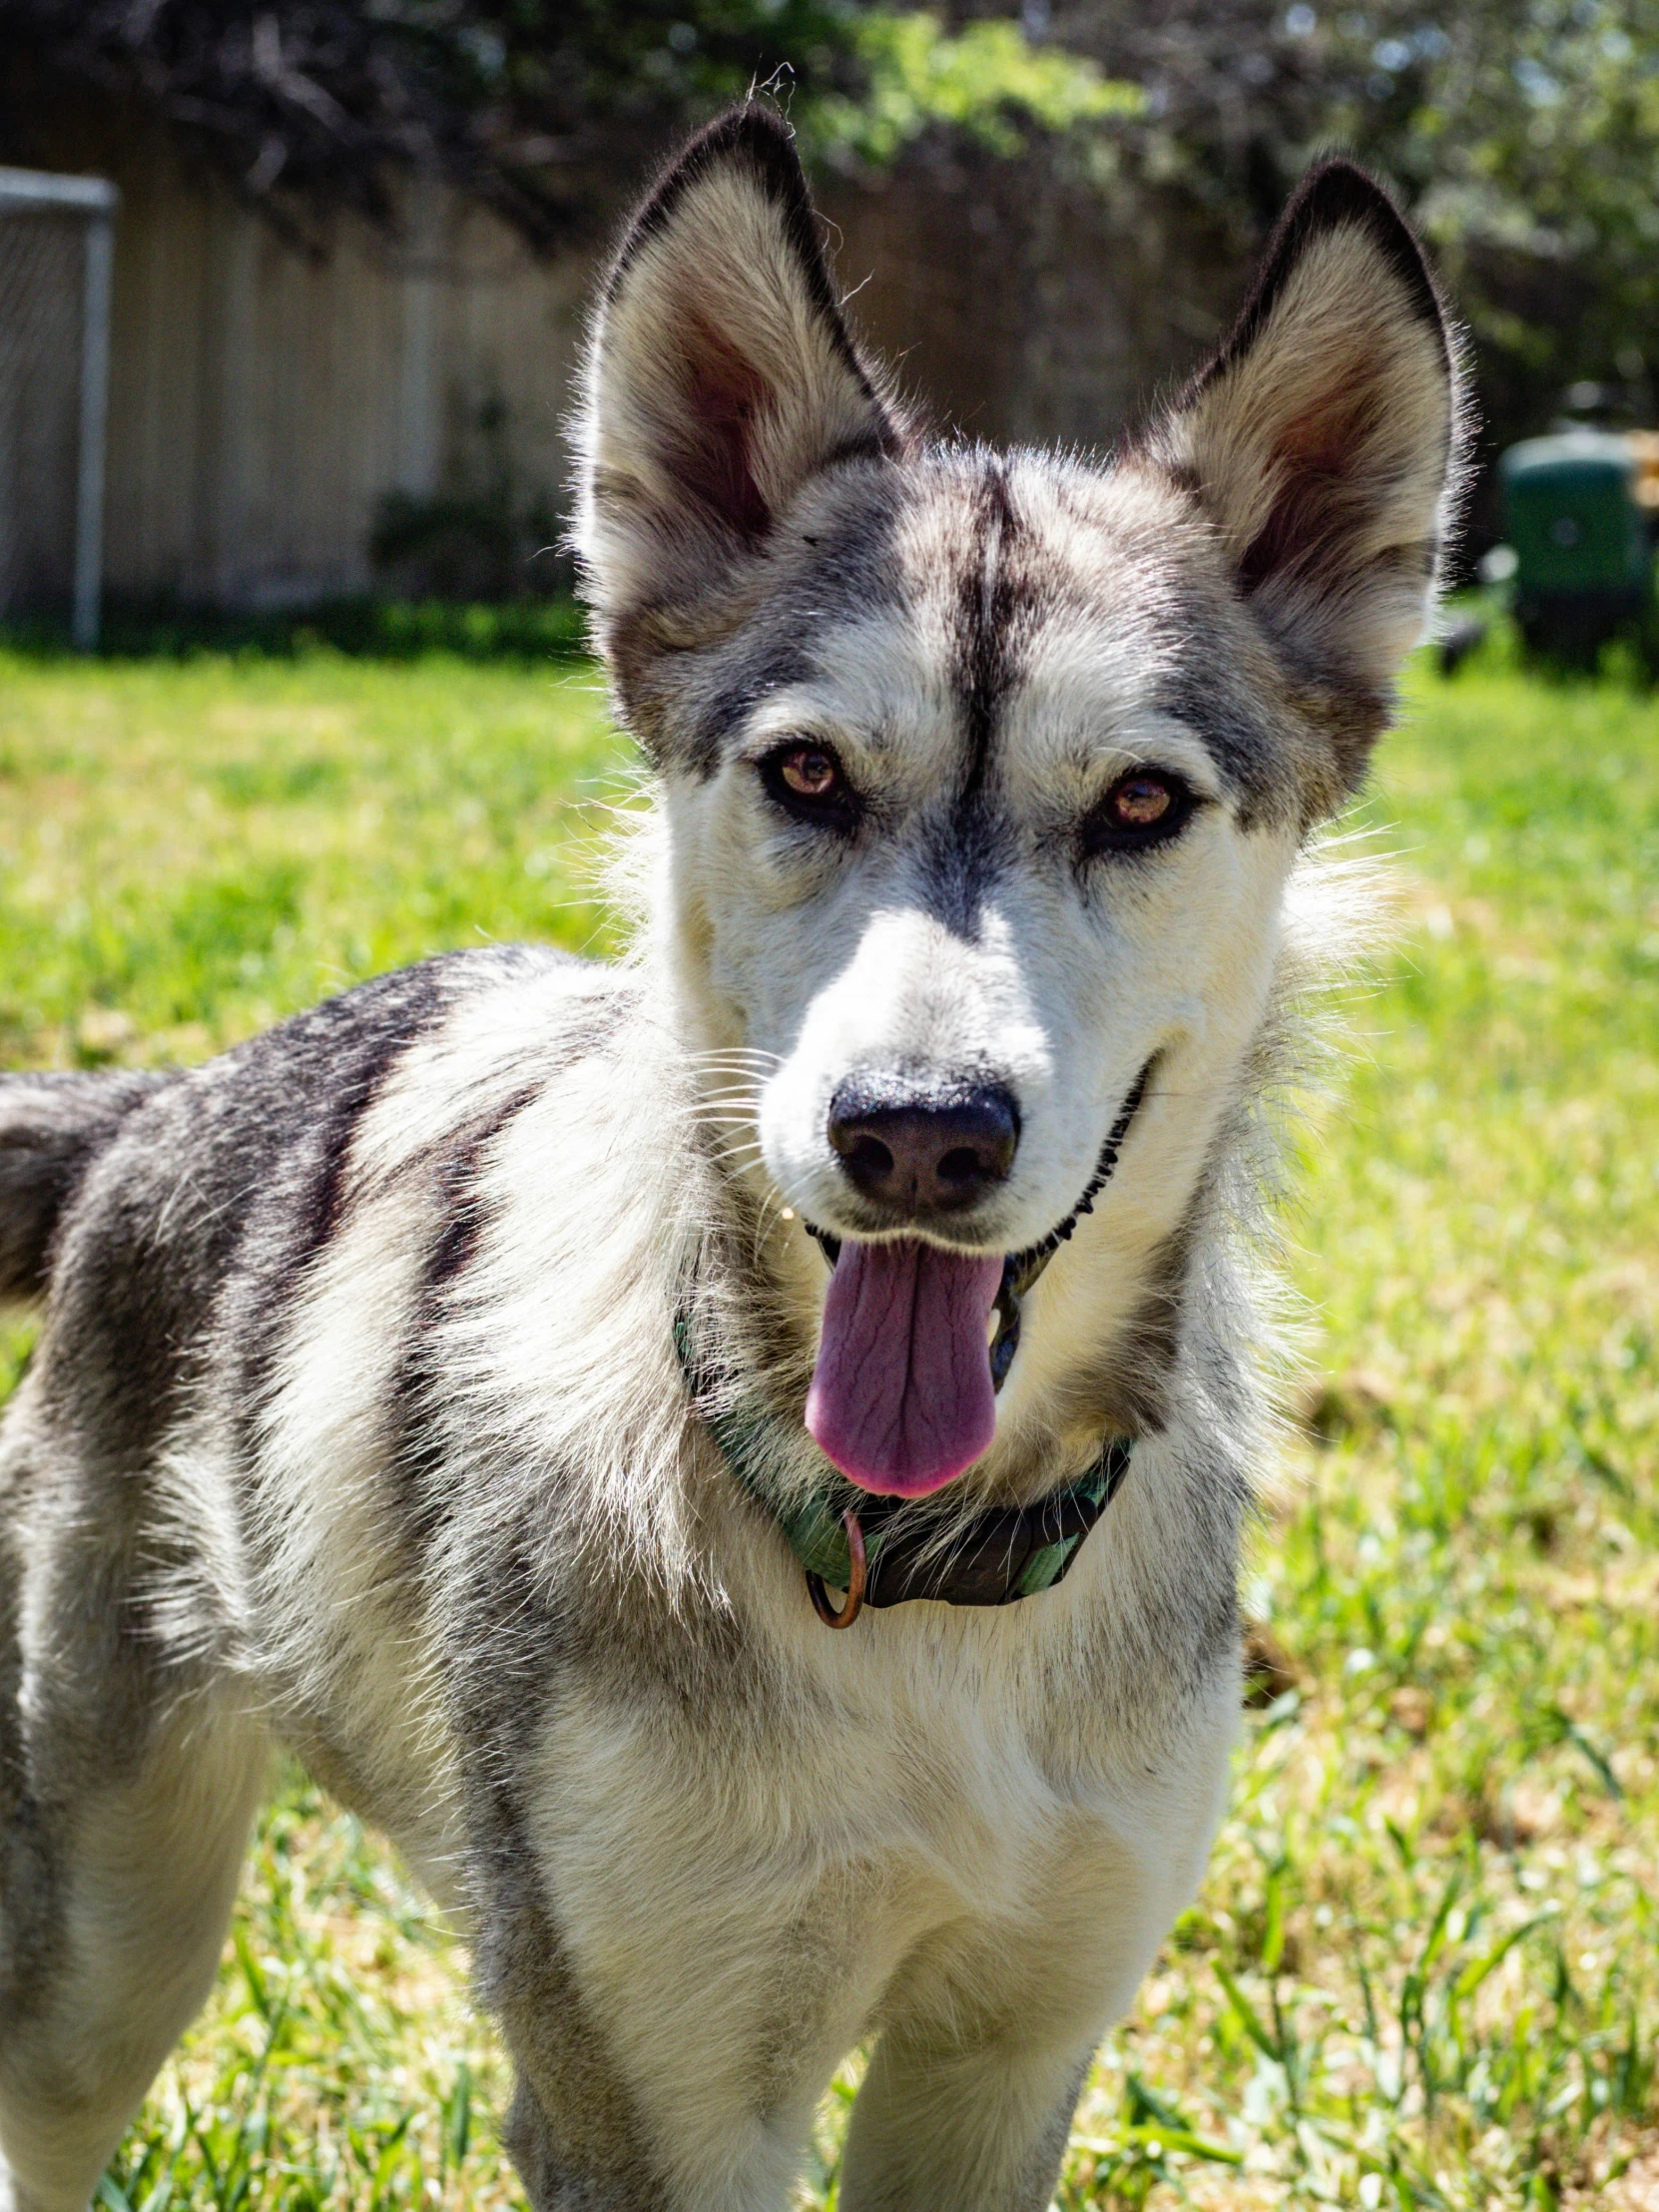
0, 107, 1461, 2212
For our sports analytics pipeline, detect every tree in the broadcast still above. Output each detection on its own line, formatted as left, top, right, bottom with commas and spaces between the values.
10, 0, 1648, 452
1044, 0, 1659, 447
0, 0, 861, 246
0, 1, 1134, 251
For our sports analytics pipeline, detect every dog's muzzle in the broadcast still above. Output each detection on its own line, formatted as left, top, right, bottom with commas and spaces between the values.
808, 1058, 1153, 1394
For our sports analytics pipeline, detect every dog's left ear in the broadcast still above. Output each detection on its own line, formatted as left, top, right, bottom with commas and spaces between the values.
577, 106, 899, 640
1147, 160, 1465, 738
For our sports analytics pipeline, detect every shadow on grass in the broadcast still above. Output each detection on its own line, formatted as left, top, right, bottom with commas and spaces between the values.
0, 595, 592, 665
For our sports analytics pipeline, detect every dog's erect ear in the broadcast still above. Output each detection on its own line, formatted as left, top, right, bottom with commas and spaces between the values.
577, 106, 899, 630
1148, 160, 1464, 718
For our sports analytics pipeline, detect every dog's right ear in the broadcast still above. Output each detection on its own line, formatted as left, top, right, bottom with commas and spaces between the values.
577, 106, 899, 643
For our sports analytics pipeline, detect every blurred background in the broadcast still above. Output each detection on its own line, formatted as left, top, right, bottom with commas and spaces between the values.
2, 0, 1659, 629
0, 8, 1655, 2211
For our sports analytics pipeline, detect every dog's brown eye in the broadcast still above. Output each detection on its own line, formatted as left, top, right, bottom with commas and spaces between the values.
760, 742, 859, 832
1111, 775, 1174, 827
782, 748, 838, 798
1082, 769, 1195, 855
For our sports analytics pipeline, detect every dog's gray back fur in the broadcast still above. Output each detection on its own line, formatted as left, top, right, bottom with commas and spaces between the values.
0, 1074, 169, 1304
0, 107, 1464, 2212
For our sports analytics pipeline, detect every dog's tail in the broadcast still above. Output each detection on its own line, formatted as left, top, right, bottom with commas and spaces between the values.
0, 1070, 171, 1302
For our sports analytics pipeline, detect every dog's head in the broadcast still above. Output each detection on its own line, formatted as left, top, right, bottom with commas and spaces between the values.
577, 108, 1464, 1499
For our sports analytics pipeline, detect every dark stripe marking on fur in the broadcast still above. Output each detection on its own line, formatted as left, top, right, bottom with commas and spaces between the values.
383, 1082, 544, 1564
383, 991, 630, 1572
957, 459, 1020, 806
229, 957, 464, 1439
1159, 663, 1299, 834
918, 460, 1025, 938
0, 1069, 175, 1303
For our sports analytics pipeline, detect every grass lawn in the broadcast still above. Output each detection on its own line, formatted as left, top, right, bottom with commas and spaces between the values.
0, 634, 1654, 2210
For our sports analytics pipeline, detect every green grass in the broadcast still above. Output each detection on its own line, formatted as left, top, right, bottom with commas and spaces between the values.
0, 648, 627, 1076
0, 636, 1654, 2210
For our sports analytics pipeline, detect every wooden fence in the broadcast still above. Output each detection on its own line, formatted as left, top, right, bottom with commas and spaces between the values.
18, 111, 1240, 611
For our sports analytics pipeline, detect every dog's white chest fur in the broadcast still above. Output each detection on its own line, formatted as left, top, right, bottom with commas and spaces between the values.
520, 1572, 1237, 2205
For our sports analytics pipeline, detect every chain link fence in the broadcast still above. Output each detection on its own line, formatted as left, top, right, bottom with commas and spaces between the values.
0, 169, 115, 646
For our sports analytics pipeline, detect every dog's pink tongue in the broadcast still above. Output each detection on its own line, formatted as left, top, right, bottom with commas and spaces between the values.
806, 1241, 1004, 1496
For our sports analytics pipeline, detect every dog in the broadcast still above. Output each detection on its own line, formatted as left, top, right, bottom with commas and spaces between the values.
0, 106, 1462, 2212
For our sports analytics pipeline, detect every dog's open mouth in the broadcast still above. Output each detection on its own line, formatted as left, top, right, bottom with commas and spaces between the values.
802, 1064, 1152, 1497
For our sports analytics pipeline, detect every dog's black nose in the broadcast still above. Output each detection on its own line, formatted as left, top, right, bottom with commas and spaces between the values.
828, 1077, 1019, 1217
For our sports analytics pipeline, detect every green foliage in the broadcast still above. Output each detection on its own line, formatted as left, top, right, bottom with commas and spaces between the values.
1319, 3, 1659, 443
2, 2, 1141, 249
805, 13, 1142, 165
0, 637, 1653, 2206
0, 0, 866, 244
1048, 1, 1659, 451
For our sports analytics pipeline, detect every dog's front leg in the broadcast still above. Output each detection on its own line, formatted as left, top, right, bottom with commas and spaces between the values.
835, 2027, 1094, 2212
470, 1704, 868, 2212
832, 1926, 1116, 2212
485, 1898, 676, 2212
833, 1752, 1233, 2212
487, 1913, 827, 2212
500, 2066, 665, 2212
485, 1877, 845, 2212
478, 1854, 809, 2212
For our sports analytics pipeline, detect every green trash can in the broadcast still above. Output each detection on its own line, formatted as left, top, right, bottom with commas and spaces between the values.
1498, 427, 1652, 656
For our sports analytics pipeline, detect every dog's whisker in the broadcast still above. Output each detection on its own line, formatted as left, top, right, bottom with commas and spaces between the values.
749, 1189, 791, 1256
711, 1141, 767, 1172
679, 1108, 764, 1125
686, 1052, 776, 1068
